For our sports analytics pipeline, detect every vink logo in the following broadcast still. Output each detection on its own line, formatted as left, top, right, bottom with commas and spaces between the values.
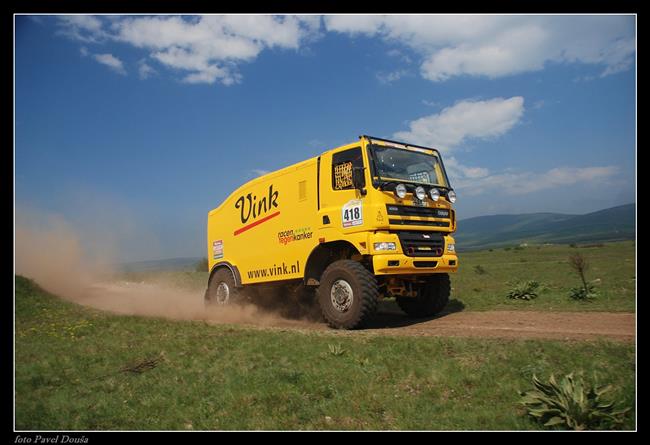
233, 184, 280, 236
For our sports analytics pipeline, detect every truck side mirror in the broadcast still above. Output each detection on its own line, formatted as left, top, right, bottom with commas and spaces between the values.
352, 166, 367, 196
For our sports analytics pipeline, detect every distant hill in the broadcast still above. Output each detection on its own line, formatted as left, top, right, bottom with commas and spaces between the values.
455, 203, 635, 250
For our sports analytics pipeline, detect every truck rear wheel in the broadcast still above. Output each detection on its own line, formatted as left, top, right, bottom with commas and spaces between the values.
205, 268, 246, 307
317, 260, 379, 329
396, 273, 450, 318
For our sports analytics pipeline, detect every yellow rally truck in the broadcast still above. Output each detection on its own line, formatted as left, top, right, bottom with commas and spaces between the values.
205, 135, 458, 329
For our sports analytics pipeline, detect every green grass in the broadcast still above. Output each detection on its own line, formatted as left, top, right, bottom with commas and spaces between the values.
15, 276, 635, 430
452, 241, 635, 312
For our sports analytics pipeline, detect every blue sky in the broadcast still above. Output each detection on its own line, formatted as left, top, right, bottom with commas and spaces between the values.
15, 15, 636, 262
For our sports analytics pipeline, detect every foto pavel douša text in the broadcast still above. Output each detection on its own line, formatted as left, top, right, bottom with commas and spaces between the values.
15, 435, 88, 444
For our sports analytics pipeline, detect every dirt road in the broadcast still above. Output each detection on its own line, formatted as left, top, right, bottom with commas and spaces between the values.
358, 308, 635, 342
76, 282, 635, 343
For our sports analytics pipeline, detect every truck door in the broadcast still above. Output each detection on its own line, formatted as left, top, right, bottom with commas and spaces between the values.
319, 146, 367, 232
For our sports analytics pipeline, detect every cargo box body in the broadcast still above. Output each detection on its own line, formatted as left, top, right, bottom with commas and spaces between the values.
207, 157, 321, 285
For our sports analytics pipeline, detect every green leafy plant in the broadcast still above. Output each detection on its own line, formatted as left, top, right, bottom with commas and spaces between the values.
569, 284, 598, 301
328, 344, 345, 356
506, 281, 540, 300
519, 373, 630, 430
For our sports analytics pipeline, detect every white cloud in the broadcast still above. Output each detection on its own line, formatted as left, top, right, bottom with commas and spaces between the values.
137, 60, 157, 79
325, 15, 635, 81
56, 15, 634, 86
393, 96, 525, 152
376, 69, 408, 84
455, 166, 619, 196
251, 169, 270, 177
93, 53, 126, 75
57, 15, 321, 85
57, 15, 106, 43
79, 46, 89, 57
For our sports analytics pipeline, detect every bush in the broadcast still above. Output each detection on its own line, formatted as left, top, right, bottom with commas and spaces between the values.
569, 284, 598, 301
506, 281, 540, 300
568, 252, 597, 300
519, 373, 630, 430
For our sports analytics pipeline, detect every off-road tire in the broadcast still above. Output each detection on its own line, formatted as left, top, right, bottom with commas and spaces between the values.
317, 260, 379, 329
205, 268, 247, 307
396, 273, 450, 317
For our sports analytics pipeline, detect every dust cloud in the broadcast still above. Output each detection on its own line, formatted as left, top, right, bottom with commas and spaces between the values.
15, 208, 321, 329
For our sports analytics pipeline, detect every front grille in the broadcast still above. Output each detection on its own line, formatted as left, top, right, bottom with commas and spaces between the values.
413, 261, 438, 268
389, 219, 450, 227
396, 231, 445, 257
386, 204, 450, 218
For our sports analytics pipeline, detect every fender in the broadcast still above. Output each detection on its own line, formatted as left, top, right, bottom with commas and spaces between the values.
303, 240, 360, 285
208, 261, 243, 287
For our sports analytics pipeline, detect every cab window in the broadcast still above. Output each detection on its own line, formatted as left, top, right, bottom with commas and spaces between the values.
332, 147, 364, 190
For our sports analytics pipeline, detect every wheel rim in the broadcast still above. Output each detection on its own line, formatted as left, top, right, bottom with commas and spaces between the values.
215, 282, 230, 305
330, 279, 353, 312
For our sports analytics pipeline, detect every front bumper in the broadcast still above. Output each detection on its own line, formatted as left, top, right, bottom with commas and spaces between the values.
372, 253, 459, 275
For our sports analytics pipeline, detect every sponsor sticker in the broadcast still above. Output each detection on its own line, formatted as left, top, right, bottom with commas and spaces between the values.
277, 227, 313, 245
342, 199, 363, 228
212, 240, 223, 260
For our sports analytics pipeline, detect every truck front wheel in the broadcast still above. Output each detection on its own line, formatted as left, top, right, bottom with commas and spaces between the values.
205, 268, 246, 307
317, 260, 379, 329
396, 273, 450, 318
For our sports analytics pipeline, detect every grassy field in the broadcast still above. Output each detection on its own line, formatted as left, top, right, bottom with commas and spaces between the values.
118, 240, 636, 313
15, 276, 635, 430
453, 241, 635, 312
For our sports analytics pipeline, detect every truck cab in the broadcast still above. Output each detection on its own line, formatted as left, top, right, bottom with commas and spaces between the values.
205, 135, 459, 329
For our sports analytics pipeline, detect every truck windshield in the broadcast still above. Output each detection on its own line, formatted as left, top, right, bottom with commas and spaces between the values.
370, 145, 449, 187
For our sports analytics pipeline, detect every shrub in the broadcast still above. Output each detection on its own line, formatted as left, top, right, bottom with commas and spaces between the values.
568, 252, 597, 300
569, 284, 598, 301
506, 281, 540, 300
519, 373, 630, 430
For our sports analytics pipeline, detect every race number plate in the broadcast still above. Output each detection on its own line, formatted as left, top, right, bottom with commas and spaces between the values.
342, 200, 363, 227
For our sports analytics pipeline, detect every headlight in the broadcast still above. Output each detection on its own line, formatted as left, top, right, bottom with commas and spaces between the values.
415, 186, 426, 200
395, 183, 407, 199
429, 188, 440, 201
447, 190, 457, 203
447, 243, 455, 253
374, 242, 396, 251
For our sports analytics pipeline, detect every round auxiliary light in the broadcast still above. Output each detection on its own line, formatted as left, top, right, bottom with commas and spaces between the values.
429, 188, 440, 201
395, 183, 407, 199
415, 186, 426, 201
448, 190, 457, 203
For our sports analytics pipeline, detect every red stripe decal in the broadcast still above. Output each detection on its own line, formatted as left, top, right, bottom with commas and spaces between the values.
233, 211, 281, 236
